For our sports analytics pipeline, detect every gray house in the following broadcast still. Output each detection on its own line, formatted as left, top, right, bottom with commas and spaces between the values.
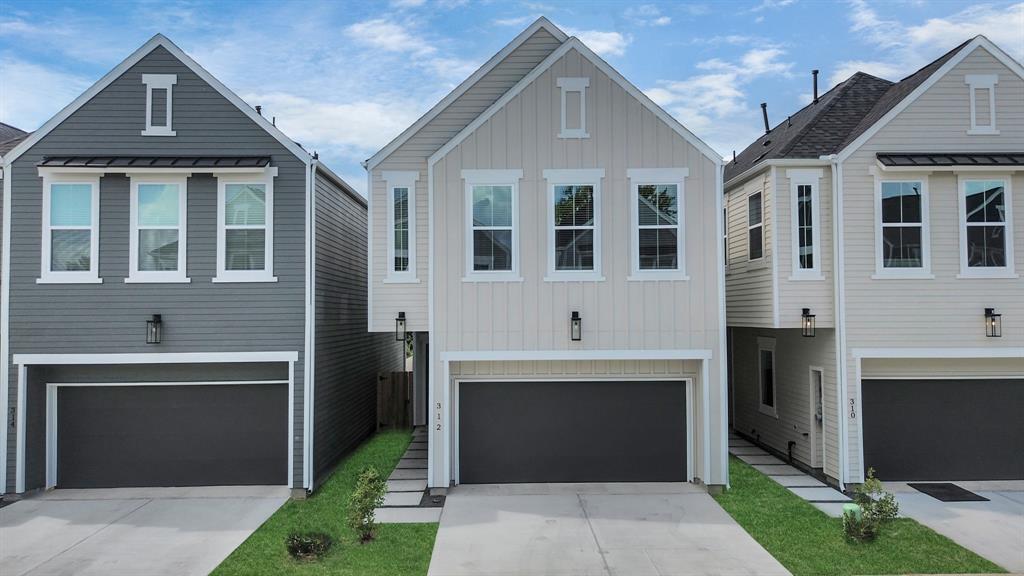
0, 35, 403, 497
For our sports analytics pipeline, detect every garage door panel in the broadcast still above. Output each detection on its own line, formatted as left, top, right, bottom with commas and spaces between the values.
862, 379, 1024, 481
58, 384, 288, 488
459, 380, 687, 484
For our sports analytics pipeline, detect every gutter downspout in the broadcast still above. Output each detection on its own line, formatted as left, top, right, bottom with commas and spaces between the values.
0, 161, 11, 495
827, 154, 848, 488
715, 161, 730, 488
303, 158, 317, 494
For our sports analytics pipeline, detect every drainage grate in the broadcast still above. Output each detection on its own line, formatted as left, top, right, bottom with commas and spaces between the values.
908, 483, 989, 502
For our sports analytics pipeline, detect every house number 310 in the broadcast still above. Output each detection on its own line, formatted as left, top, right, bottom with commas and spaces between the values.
848, 398, 856, 419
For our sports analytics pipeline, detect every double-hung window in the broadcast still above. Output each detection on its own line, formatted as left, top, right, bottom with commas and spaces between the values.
215, 171, 277, 282
748, 191, 763, 260
383, 171, 419, 282
128, 176, 188, 282
463, 169, 522, 281
758, 337, 777, 417
960, 178, 1015, 277
787, 169, 822, 279
875, 178, 930, 277
39, 176, 101, 283
628, 168, 688, 280
544, 168, 603, 280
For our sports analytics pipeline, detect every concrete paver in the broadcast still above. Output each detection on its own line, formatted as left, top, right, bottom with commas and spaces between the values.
753, 464, 804, 476
738, 454, 784, 465
389, 468, 428, 480
374, 507, 442, 523
770, 475, 826, 488
383, 491, 423, 507
787, 486, 850, 502
387, 479, 428, 492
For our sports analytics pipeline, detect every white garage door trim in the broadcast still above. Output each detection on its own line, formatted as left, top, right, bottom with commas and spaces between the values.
451, 377, 695, 485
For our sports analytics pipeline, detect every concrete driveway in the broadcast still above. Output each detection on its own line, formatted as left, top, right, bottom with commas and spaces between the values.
428, 483, 789, 576
0, 486, 288, 576
886, 481, 1024, 573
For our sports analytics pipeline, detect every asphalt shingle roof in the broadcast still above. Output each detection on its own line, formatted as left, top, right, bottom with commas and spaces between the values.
0, 122, 29, 157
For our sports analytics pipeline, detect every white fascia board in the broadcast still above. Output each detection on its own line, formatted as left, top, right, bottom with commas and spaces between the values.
440, 349, 714, 362
429, 37, 723, 168
724, 159, 830, 191
3, 34, 312, 166
852, 347, 1024, 359
366, 17, 568, 170
12, 351, 300, 365
836, 37, 1024, 163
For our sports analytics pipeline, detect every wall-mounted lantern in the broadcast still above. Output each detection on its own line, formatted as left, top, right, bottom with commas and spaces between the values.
570, 311, 582, 342
146, 314, 162, 344
985, 308, 1002, 338
395, 312, 407, 342
801, 308, 816, 338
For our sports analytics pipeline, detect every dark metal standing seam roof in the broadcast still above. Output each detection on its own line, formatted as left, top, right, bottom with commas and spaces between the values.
877, 153, 1024, 166
38, 156, 272, 168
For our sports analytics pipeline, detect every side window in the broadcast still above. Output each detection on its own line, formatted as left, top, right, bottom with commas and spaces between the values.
788, 169, 823, 278
40, 178, 101, 283
383, 171, 419, 281
758, 337, 776, 417
748, 192, 763, 260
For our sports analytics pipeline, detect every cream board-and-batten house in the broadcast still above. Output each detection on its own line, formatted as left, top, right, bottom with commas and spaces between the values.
724, 35, 1024, 489
364, 17, 728, 490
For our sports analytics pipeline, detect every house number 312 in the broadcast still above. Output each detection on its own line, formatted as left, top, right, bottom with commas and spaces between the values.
435, 402, 442, 431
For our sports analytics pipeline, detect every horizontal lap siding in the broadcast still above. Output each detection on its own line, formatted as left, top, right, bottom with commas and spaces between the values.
5, 46, 307, 491
369, 28, 564, 333
726, 170, 775, 327
840, 47, 1024, 480
776, 167, 834, 327
313, 173, 403, 485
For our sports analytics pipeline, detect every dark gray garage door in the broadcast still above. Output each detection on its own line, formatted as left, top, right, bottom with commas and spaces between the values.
459, 380, 686, 484
58, 384, 288, 488
863, 379, 1024, 481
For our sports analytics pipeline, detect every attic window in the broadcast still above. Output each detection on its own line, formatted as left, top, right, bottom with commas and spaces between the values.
557, 77, 589, 139
965, 74, 998, 135
142, 74, 177, 136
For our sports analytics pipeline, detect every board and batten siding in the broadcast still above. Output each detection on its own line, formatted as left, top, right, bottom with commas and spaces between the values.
430, 46, 725, 484
313, 172, 404, 485
731, 327, 840, 481
775, 166, 834, 327
725, 169, 775, 327
369, 28, 564, 334
838, 45, 1024, 480
5, 46, 309, 491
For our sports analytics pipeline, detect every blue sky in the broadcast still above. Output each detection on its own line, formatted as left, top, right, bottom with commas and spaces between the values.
2, 0, 1022, 193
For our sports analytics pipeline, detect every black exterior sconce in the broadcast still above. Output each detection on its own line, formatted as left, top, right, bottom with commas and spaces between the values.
146, 314, 162, 344
396, 312, 407, 341
570, 311, 582, 341
801, 308, 815, 338
985, 308, 1001, 338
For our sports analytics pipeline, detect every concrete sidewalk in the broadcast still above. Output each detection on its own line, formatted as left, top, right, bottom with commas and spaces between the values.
0, 486, 287, 576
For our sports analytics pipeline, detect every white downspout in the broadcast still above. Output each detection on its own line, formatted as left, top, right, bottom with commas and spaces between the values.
828, 155, 848, 488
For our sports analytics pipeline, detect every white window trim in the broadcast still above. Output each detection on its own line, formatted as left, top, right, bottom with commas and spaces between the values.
757, 337, 777, 418
38, 174, 102, 284
965, 74, 998, 135
747, 190, 764, 262
462, 169, 522, 282
543, 168, 604, 281
126, 174, 189, 283
787, 169, 823, 281
557, 77, 589, 139
141, 74, 177, 137
214, 168, 278, 283
627, 167, 689, 281
957, 175, 1017, 279
872, 173, 933, 280
382, 170, 419, 283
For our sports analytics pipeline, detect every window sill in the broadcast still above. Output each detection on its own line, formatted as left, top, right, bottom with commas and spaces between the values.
558, 130, 589, 139
37, 276, 103, 284
758, 405, 778, 418
871, 271, 934, 280
383, 276, 420, 284
956, 270, 1019, 279
544, 273, 605, 282
124, 276, 191, 284
788, 273, 824, 281
212, 275, 279, 283
627, 273, 690, 282
967, 128, 999, 135
141, 128, 176, 137
462, 275, 523, 283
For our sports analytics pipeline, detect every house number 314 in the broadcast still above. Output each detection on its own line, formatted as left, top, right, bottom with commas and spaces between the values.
848, 398, 856, 419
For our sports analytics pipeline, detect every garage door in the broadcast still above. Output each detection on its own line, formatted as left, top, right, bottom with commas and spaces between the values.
459, 380, 687, 484
862, 379, 1024, 480
57, 384, 288, 488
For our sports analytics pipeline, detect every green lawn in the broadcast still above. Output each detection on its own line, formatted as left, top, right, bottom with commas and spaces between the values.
213, 429, 438, 576
713, 456, 1005, 575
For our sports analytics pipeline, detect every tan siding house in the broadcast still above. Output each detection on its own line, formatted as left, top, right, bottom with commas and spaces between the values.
725, 36, 1024, 488
367, 18, 728, 490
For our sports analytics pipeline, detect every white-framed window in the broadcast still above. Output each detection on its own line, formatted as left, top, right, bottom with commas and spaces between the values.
141, 74, 177, 137
462, 169, 522, 281
127, 175, 188, 283
874, 176, 931, 279
557, 77, 589, 139
748, 191, 763, 261
543, 168, 604, 281
758, 337, 777, 417
382, 170, 419, 283
214, 169, 278, 283
628, 168, 688, 280
39, 175, 101, 284
965, 74, 998, 135
958, 177, 1016, 278
787, 169, 822, 279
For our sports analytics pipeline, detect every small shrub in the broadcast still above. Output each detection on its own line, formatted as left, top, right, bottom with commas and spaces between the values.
843, 508, 877, 542
348, 466, 387, 543
285, 532, 333, 560
843, 468, 899, 542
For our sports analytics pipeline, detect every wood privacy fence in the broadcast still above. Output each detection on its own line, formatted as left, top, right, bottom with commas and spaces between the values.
378, 371, 413, 429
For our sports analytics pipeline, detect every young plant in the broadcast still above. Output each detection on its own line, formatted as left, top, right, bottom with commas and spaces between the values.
844, 468, 899, 542
285, 532, 333, 561
348, 466, 387, 543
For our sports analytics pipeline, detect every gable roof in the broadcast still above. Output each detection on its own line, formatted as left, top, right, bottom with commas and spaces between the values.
365, 17, 568, 170
0, 122, 29, 157
429, 36, 722, 167
2, 34, 312, 166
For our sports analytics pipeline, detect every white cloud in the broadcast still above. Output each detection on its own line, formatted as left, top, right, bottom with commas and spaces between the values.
564, 27, 632, 57
827, 60, 902, 87
345, 18, 437, 56
624, 5, 672, 26
493, 15, 536, 27
747, 0, 796, 13
391, 0, 426, 7
0, 57, 92, 130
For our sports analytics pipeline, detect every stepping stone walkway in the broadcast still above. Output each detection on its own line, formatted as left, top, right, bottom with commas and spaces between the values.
376, 427, 442, 523
729, 432, 850, 517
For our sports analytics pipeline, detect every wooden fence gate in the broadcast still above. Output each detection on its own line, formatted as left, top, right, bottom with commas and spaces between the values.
377, 371, 413, 429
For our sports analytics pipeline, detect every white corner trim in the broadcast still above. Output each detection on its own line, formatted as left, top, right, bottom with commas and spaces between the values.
127, 174, 189, 283
382, 170, 420, 282
38, 173, 101, 285
557, 77, 590, 139
214, 170, 277, 283
141, 73, 177, 137
788, 168, 823, 279
544, 168, 604, 280
0, 163, 10, 493
715, 161, 729, 487
303, 159, 315, 492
